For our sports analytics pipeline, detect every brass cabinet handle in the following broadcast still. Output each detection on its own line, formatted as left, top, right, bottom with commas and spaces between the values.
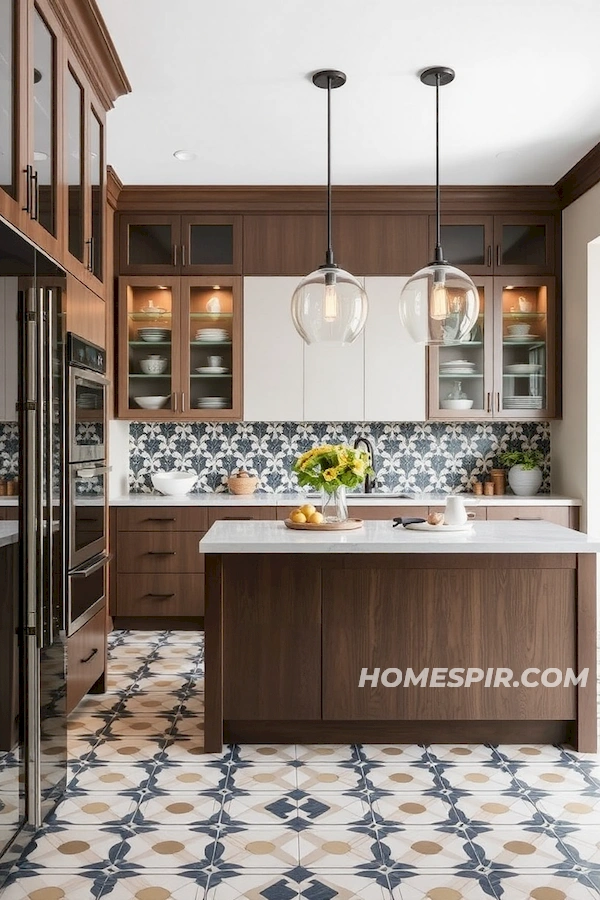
181, 391, 186, 413
80, 648, 98, 664
172, 392, 178, 412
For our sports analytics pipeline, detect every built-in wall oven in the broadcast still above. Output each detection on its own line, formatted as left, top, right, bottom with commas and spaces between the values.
66, 334, 110, 634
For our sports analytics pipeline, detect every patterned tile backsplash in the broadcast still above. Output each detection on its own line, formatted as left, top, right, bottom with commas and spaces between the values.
0, 422, 18, 478
129, 421, 551, 494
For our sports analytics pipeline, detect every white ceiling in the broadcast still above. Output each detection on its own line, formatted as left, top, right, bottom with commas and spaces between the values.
98, 0, 600, 186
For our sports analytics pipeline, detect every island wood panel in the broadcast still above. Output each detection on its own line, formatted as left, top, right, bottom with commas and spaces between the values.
576, 554, 598, 752
243, 214, 327, 276
322, 563, 576, 721
116, 531, 206, 574
116, 574, 205, 617
117, 506, 208, 532
221, 555, 321, 720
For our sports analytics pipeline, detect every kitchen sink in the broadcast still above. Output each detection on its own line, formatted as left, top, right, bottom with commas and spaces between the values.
305, 491, 417, 500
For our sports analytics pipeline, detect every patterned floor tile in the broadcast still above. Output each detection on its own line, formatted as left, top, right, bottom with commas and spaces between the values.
363, 765, 439, 794
534, 793, 600, 824
171, 716, 206, 738
450, 793, 542, 826
510, 764, 596, 793
494, 745, 574, 763
105, 715, 176, 738
488, 872, 598, 899
160, 741, 230, 765
373, 793, 455, 826
0, 872, 108, 898
297, 826, 382, 869
118, 828, 216, 869
132, 674, 195, 693
435, 765, 518, 793
230, 765, 298, 794
559, 828, 600, 866
119, 694, 183, 714
212, 827, 300, 870
358, 745, 430, 764
297, 792, 374, 827
161, 631, 204, 645
150, 764, 229, 793
134, 793, 221, 825
221, 793, 298, 826
380, 827, 477, 869
86, 737, 166, 764
48, 793, 139, 825
390, 871, 506, 899
296, 764, 365, 795
68, 764, 154, 793
230, 745, 296, 765
99, 871, 205, 899
471, 826, 571, 868
426, 744, 499, 766
205, 871, 301, 900
298, 870, 391, 899
295, 745, 358, 764
16, 826, 127, 869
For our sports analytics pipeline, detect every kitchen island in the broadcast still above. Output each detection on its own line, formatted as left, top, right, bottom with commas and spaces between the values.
199, 520, 599, 753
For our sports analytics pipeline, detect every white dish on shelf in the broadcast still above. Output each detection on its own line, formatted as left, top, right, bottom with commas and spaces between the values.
440, 399, 474, 410
404, 521, 474, 533
504, 334, 541, 342
140, 305, 167, 315
195, 366, 229, 374
504, 364, 543, 375
439, 369, 479, 376
151, 471, 197, 496
140, 357, 168, 375
133, 395, 169, 410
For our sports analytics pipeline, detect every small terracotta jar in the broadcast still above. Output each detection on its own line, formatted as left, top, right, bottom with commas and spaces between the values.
6, 479, 15, 496
483, 480, 495, 496
472, 481, 483, 495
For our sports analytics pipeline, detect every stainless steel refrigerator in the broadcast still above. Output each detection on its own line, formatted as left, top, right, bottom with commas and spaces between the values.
0, 217, 67, 867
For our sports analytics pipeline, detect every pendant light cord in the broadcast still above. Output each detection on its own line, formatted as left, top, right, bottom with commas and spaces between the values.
326, 75, 334, 267
434, 72, 443, 264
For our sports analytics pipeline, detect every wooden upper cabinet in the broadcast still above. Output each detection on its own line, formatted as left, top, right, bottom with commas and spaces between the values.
333, 214, 429, 275
0, 0, 24, 225
429, 214, 555, 276
243, 214, 327, 276
119, 214, 242, 275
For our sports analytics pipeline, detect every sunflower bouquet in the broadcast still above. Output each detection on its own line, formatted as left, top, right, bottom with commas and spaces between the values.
293, 443, 373, 494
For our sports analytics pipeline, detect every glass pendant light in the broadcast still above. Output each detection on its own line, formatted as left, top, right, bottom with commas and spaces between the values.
291, 70, 368, 345
399, 67, 479, 345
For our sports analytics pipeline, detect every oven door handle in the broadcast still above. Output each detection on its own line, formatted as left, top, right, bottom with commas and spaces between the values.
76, 465, 112, 479
71, 553, 112, 578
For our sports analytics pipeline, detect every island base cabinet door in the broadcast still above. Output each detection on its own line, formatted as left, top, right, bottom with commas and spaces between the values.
222, 556, 321, 719
322, 564, 576, 721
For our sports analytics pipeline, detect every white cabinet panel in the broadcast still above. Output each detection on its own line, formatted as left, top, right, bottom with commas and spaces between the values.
0, 278, 18, 423
303, 335, 364, 422
364, 277, 426, 422
243, 277, 304, 421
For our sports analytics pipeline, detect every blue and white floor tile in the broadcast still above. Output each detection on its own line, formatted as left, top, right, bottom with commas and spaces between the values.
1, 628, 600, 900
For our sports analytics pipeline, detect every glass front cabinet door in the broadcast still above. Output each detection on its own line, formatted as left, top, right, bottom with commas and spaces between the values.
119, 276, 181, 418
429, 216, 494, 276
493, 216, 555, 275
494, 278, 555, 419
180, 276, 242, 419
428, 278, 494, 420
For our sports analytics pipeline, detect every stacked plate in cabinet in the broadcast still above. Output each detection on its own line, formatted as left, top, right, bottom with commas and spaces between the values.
195, 328, 228, 342
138, 327, 171, 343
503, 396, 543, 409
439, 359, 478, 376
197, 396, 228, 409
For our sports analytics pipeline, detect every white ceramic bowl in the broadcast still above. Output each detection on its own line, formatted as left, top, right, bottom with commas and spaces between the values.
440, 399, 474, 410
507, 323, 531, 336
134, 396, 169, 410
151, 471, 198, 496
140, 358, 167, 375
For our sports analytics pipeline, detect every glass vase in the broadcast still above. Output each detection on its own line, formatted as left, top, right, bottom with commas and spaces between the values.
320, 485, 348, 523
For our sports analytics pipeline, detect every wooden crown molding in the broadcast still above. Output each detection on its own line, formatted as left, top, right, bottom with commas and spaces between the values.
116, 184, 560, 215
106, 166, 123, 209
50, 0, 131, 110
555, 140, 600, 209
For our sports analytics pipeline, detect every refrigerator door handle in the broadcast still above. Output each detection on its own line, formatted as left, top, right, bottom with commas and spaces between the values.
44, 289, 54, 648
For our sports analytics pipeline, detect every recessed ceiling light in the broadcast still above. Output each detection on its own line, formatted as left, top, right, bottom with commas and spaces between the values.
173, 150, 197, 161
33, 150, 48, 161
212, 285, 221, 290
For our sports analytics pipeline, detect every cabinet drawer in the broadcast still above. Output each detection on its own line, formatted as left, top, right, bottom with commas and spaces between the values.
429, 505, 487, 521
486, 506, 570, 528
117, 532, 206, 573
67, 607, 106, 714
117, 506, 208, 532
116, 574, 204, 617
207, 506, 276, 528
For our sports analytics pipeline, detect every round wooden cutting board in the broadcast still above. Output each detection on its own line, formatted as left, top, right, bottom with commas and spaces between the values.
284, 518, 364, 531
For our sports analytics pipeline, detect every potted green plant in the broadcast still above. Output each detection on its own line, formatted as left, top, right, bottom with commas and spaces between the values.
498, 448, 544, 496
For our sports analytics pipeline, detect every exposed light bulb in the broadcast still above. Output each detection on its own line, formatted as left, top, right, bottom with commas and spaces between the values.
430, 278, 450, 320
323, 271, 339, 322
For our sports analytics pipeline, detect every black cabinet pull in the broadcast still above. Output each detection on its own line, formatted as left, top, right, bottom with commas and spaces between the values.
23, 165, 32, 213
80, 647, 98, 664
222, 516, 253, 521
496, 244, 501, 267
514, 516, 542, 521
145, 517, 176, 522
31, 170, 39, 220
146, 550, 177, 555
144, 593, 175, 599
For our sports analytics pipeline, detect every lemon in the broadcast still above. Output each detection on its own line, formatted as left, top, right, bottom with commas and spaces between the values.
308, 511, 324, 525
300, 503, 316, 518
289, 510, 307, 524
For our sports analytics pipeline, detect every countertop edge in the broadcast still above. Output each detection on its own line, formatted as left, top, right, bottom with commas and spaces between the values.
105, 493, 583, 508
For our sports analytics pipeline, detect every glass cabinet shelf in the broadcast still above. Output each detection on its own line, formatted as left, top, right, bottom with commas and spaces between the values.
439, 373, 483, 379
190, 340, 232, 346
190, 374, 232, 378
129, 340, 172, 346
189, 312, 233, 319
128, 373, 171, 378
502, 340, 545, 347
502, 312, 546, 319
128, 312, 172, 321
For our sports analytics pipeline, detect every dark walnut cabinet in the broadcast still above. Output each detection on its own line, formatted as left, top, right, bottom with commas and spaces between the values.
119, 214, 243, 275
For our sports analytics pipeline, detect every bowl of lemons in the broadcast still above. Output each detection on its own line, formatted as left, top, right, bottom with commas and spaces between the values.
287, 502, 324, 527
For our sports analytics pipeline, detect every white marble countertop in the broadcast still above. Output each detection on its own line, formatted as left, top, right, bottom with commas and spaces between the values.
0, 522, 19, 549
198, 519, 600, 555
105, 492, 582, 508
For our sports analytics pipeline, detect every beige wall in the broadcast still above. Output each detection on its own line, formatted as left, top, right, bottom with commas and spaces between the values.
553, 180, 600, 532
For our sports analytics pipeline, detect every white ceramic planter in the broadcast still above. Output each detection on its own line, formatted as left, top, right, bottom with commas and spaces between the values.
507, 465, 543, 496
